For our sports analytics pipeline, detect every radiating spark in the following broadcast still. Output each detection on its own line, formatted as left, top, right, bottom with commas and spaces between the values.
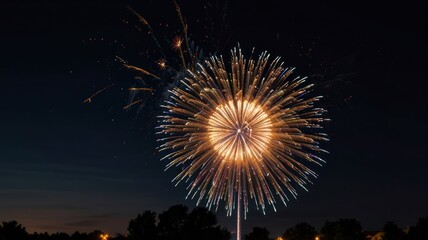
158, 47, 329, 217
128, 87, 154, 91
126, 6, 149, 25
83, 84, 115, 103
123, 99, 143, 110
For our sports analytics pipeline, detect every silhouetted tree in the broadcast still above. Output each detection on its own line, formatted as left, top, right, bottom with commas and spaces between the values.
34, 232, 50, 240
128, 210, 158, 240
183, 207, 230, 240
111, 234, 127, 240
157, 205, 231, 240
50, 232, 70, 240
87, 230, 103, 240
320, 219, 363, 240
127, 205, 230, 240
244, 227, 270, 240
320, 221, 336, 240
158, 205, 189, 240
0, 221, 28, 240
408, 218, 428, 240
283, 222, 317, 240
383, 221, 405, 240
185, 207, 217, 231
29, 232, 50, 240
70, 231, 88, 240
208, 227, 231, 240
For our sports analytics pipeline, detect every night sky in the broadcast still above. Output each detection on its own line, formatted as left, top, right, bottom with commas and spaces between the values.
1, 0, 426, 238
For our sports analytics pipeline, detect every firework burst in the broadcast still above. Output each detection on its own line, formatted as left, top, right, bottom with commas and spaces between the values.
158, 47, 329, 218
82, 3, 331, 239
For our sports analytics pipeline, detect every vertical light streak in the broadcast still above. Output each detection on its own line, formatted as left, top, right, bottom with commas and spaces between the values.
237, 175, 242, 240
173, 36, 187, 69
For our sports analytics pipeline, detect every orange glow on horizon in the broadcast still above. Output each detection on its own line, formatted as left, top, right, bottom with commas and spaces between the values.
100, 233, 109, 240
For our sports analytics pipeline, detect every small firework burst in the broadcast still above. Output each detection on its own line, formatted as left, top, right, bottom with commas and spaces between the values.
158, 47, 329, 217
172, 36, 183, 50
157, 59, 167, 70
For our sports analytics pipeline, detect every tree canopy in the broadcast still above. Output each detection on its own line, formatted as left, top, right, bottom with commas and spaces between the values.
283, 222, 317, 240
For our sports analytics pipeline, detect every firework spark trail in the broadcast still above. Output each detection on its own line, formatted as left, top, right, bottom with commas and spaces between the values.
158, 47, 329, 218
116, 56, 160, 80
123, 64, 160, 80
127, 6, 166, 59
128, 87, 154, 91
172, 0, 191, 60
172, 36, 187, 69
123, 99, 143, 110
83, 84, 115, 103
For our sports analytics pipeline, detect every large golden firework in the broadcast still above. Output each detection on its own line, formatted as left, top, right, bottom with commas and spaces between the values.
158, 47, 328, 218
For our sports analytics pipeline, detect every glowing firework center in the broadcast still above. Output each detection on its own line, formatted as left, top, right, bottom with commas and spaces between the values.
207, 100, 273, 162
159, 48, 328, 220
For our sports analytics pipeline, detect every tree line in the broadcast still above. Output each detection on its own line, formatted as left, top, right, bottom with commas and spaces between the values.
0, 204, 427, 240
246, 218, 428, 240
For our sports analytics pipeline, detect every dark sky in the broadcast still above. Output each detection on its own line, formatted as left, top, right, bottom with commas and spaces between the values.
0, 0, 427, 238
